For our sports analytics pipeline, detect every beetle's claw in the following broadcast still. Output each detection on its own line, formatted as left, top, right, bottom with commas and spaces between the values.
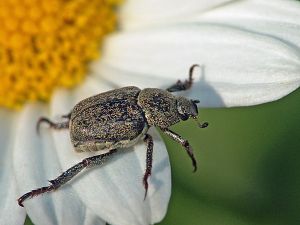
36, 118, 43, 135
143, 178, 149, 200
192, 159, 197, 173
17, 192, 32, 207
36, 117, 51, 135
193, 165, 197, 173
143, 189, 148, 201
17, 198, 24, 207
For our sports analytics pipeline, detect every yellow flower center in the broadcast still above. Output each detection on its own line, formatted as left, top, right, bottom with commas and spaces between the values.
0, 0, 120, 109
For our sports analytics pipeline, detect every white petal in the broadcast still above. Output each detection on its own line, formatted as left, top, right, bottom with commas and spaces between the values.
13, 104, 106, 225
196, 0, 300, 50
0, 110, 26, 225
50, 76, 171, 225
120, 0, 234, 30
83, 209, 107, 225
93, 21, 300, 107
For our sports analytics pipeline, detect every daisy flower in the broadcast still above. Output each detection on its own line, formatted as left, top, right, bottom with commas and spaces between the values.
1, 0, 300, 225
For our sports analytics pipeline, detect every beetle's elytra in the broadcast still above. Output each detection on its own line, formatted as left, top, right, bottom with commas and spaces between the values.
18, 65, 208, 207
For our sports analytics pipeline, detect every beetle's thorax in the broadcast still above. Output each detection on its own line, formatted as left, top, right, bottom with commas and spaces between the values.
137, 88, 181, 128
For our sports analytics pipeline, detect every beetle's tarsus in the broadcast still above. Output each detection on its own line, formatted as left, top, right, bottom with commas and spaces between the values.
17, 185, 57, 207
17, 192, 31, 207
143, 134, 153, 200
188, 145, 197, 172
36, 117, 50, 134
166, 64, 200, 92
17, 149, 117, 207
193, 162, 197, 173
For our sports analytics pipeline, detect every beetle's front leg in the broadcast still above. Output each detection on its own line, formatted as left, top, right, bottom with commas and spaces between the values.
36, 113, 71, 134
166, 64, 200, 92
161, 128, 197, 172
17, 149, 117, 207
143, 134, 153, 200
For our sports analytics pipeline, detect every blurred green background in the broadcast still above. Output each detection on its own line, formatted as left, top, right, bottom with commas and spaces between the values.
25, 88, 300, 225
159, 89, 300, 225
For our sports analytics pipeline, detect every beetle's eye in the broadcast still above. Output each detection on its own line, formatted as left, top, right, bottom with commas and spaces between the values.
180, 114, 189, 121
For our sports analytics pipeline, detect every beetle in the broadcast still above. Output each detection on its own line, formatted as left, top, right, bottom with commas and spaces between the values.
17, 64, 208, 207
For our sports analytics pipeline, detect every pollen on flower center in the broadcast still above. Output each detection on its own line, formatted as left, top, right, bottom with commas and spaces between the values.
0, 0, 120, 109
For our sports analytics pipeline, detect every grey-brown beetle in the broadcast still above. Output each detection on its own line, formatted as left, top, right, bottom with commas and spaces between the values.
18, 64, 208, 207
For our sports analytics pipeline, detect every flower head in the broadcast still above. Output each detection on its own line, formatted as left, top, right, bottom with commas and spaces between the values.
0, 0, 118, 109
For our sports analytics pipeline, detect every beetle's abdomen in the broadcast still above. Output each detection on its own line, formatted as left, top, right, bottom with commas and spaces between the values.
138, 88, 180, 128
70, 87, 148, 151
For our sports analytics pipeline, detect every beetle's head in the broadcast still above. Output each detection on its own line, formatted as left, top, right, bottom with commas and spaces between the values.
176, 96, 208, 128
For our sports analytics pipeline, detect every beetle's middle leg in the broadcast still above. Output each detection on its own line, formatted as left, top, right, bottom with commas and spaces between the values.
166, 64, 200, 92
36, 112, 71, 133
161, 128, 197, 172
17, 149, 117, 207
143, 134, 154, 200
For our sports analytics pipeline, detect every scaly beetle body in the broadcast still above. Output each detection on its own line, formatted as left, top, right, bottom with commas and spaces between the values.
71, 86, 148, 153
18, 65, 208, 207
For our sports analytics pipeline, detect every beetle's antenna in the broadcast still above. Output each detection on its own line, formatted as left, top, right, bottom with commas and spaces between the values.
192, 116, 208, 128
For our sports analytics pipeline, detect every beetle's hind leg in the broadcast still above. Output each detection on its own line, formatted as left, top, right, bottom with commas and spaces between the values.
37, 113, 71, 134
17, 149, 117, 207
166, 64, 200, 92
143, 134, 154, 200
